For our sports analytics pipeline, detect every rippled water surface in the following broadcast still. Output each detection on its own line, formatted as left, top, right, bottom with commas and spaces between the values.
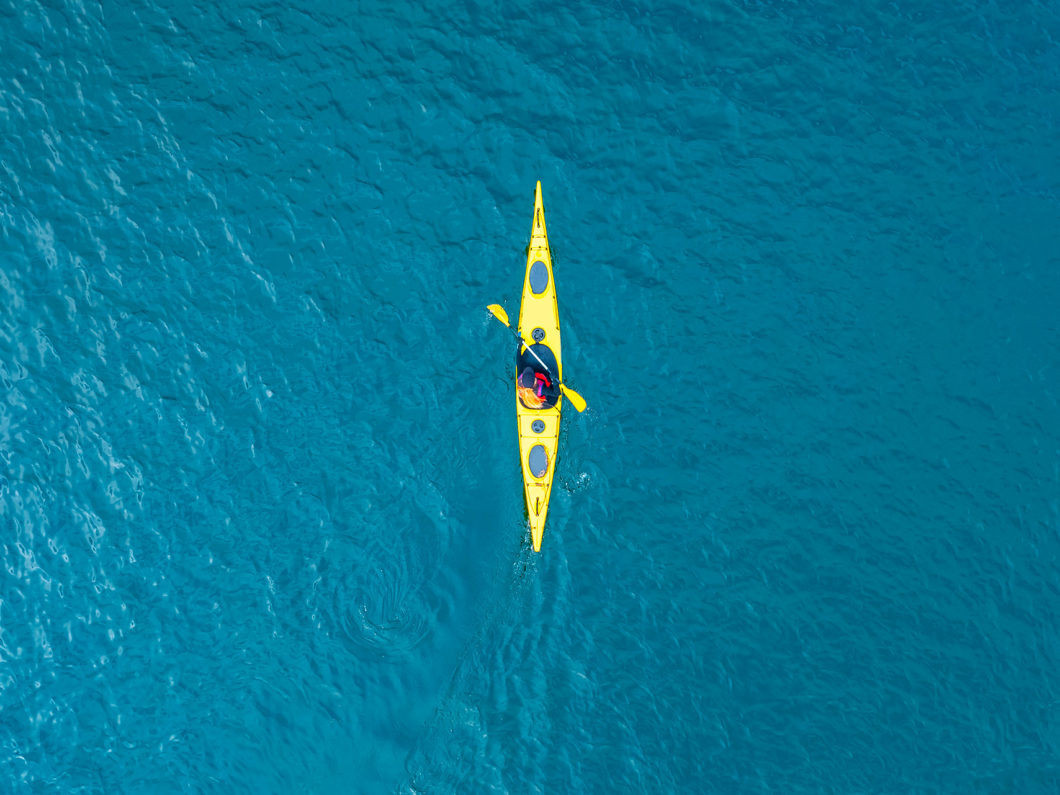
2, 0, 1059, 792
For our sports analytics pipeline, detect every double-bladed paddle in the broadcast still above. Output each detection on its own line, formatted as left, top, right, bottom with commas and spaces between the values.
487, 304, 587, 413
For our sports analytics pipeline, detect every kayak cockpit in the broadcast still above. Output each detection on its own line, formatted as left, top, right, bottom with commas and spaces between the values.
516, 343, 560, 410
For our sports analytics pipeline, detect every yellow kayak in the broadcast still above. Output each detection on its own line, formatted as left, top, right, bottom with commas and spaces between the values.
516, 181, 562, 551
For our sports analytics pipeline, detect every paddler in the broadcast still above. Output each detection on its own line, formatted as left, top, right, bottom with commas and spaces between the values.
517, 366, 553, 409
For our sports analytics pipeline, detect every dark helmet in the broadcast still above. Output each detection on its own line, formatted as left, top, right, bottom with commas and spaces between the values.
519, 367, 536, 388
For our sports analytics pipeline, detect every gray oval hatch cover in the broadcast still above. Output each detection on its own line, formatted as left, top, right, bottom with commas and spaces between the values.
528, 445, 548, 478
529, 261, 549, 294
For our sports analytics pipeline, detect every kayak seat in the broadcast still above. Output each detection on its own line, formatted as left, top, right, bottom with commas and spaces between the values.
529, 260, 549, 294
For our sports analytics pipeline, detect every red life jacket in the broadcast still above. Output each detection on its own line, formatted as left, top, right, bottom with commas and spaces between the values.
533, 372, 551, 396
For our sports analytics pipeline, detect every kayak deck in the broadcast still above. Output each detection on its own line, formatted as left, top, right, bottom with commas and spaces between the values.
517, 181, 562, 551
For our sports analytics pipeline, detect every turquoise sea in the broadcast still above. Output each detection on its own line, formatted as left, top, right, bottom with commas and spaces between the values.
3, 0, 1059, 792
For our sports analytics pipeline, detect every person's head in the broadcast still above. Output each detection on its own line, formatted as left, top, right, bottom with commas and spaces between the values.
519, 367, 536, 388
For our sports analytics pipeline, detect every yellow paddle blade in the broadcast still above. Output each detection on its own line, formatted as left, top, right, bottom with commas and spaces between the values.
560, 384, 587, 413
486, 304, 511, 327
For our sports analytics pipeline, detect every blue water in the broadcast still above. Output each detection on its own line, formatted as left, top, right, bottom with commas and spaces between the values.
3, 0, 1059, 792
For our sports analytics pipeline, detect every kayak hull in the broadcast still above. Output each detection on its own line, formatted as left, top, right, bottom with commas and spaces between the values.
517, 181, 562, 551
